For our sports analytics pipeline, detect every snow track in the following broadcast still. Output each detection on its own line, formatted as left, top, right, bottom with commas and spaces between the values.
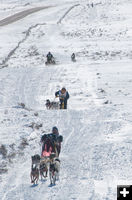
0, 6, 50, 27
57, 4, 80, 24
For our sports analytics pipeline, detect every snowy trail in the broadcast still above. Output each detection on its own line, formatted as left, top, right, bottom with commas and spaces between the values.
0, 0, 132, 199
1, 107, 131, 200
0, 61, 102, 111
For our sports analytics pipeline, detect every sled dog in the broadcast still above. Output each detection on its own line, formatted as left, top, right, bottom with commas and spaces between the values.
30, 164, 39, 184
49, 157, 60, 185
39, 158, 48, 179
45, 99, 59, 110
31, 154, 41, 165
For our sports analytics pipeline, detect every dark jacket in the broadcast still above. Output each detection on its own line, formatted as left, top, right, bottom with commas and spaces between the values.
52, 133, 61, 156
71, 53, 75, 60
55, 90, 69, 109
46, 53, 53, 61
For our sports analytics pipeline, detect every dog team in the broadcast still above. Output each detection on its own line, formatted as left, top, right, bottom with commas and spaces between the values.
31, 53, 72, 185
30, 127, 63, 185
46, 87, 70, 110
45, 52, 76, 65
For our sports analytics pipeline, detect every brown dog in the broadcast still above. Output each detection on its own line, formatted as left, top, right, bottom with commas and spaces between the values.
30, 164, 39, 184
39, 160, 48, 180
49, 154, 60, 185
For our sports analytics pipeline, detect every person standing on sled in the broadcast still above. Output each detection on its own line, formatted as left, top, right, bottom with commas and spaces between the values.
71, 53, 76, 62
51, 127, 63, 156
46, 52, 54, 63
55, 87, 69, 109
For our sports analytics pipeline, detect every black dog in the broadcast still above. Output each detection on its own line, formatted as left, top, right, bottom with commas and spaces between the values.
40, 161, 48, 179
32, 154, 41, 164
45, 99, 59, 110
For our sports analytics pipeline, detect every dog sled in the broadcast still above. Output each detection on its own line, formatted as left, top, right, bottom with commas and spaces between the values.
30, 132, 63, 185
45, 57, 56, 65
42, 148, 52, 157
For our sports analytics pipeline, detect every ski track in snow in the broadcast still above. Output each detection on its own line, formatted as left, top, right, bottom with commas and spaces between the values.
0, 0, 132, 199
57, 4, 80, 24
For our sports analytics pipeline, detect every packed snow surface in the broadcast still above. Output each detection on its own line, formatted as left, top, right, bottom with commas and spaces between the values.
0, 0, 132, 199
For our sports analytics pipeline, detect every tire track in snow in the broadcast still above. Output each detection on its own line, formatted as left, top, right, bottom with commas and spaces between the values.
63, 127, 74, 147
57, 4, 80, 24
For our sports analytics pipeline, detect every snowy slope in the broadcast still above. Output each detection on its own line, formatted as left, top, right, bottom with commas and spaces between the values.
0, 0, 132, 199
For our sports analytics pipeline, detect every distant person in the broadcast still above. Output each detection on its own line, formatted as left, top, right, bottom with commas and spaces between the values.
46, 52, 54, 62
71, 53, 76, 62
51, 127, 63, 156
55, 87, 70, 109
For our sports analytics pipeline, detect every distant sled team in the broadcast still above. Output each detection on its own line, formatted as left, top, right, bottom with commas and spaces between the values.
30, 51, 75, 185
30, 127, 63, 186
45, 52, 56, 65
45, 52, 76, 65
46, 87, 70, 110
44, 51, 76, 110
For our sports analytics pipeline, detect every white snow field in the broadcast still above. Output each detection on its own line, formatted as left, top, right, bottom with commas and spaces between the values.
0, 0, 132, 199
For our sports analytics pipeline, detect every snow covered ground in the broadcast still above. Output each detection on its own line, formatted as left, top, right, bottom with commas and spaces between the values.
0, 0, 132, 199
